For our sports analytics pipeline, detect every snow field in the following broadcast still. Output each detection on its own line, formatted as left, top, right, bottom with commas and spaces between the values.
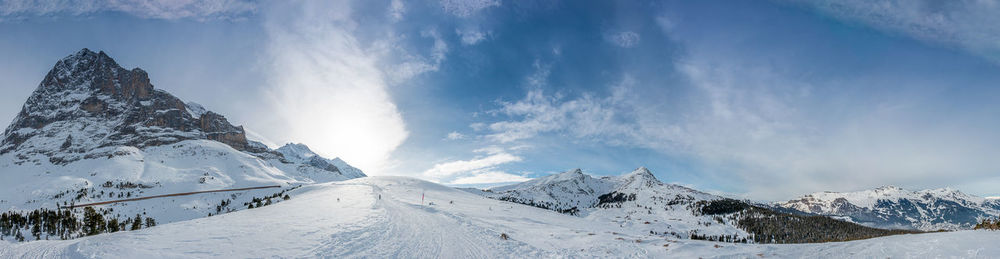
2, 176, 998, 258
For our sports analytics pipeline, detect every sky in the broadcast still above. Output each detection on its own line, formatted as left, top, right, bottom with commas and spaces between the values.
1, 0, 1000, 201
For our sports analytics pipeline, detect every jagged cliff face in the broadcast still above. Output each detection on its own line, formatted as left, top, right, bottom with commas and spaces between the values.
1, 49, 249, 164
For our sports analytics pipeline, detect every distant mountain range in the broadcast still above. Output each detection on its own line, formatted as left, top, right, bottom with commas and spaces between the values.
475, 166, 1000, 233
471, 167, 920, 243
775, 186, 1000, 231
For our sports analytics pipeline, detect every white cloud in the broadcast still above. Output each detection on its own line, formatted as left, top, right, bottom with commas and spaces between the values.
789, 0, 1000, 62
606, 31, 641, 48
450, 171, 530, 185
422, 152, 522, 179
445, 131, 466, 140
257, 0, 408, 174
383, 28, 450, 84
483, 75, 636, 143
655, 15, 675, 32
0, 0, 256, 21
456, 28, 488, 45
422, 147, 529, 185
472, 145, 503, 154
439, 0, 500, 17
388, 0, 405, 22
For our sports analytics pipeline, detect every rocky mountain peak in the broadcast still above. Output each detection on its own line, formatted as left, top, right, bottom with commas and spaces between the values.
274, 142, 366, 179
618, 166, 661, 188
276, 143, 317, 161
1, 49, 249, 162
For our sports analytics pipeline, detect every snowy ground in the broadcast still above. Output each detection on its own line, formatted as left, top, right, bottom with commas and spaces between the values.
1, 176, 997, 258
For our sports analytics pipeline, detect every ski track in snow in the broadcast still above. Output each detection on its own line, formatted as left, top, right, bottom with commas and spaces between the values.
1, 176, 998, 258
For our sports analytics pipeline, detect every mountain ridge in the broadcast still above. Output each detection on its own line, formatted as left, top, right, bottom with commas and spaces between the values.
776, 185, 1000, 231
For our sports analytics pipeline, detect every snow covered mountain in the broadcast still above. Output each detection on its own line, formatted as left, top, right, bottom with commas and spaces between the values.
4, 176, 995, 258
475, 167, 925, 244
776, 186, 1000, 231
480, 167, 749, 240
483, 167, 717, 212
276, 143, 366, 180
0, 49, 365, 240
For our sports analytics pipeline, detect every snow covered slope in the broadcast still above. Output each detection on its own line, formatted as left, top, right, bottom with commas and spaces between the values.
0, 49, 365, 238
776, 186, 1000, 231
484, 168, 616, 212
1, 176, 995, 258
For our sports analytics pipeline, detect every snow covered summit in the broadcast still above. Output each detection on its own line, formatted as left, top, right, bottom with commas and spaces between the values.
276, 143, 366, 179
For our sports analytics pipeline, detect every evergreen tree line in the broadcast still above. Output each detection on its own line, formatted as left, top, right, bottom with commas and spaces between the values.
974, 218, 999, 230
689, 232, 749, 243
692, 199, 921, 244
242, 186, 299, 210
100, 180, 156, 189
0, 207, 155, 242
495, 197, 580, 215
595, 192, 637, 208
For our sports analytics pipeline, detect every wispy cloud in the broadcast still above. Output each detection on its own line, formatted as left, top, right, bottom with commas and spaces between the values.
445, 131, 466, 140
0, 0, 256, 21
439, 0, 500, 17
456, 27, 488, 45
450, 170, 529, 185
387, 0, 405, 22
787, 0, 1000, 62
481, 74, 637, 144
605, 31, 641, 48
422, 152, 522, 180
382, 28, 450, 84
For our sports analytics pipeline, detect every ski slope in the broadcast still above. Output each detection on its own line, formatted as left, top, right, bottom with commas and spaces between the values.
1, 176, 997, 258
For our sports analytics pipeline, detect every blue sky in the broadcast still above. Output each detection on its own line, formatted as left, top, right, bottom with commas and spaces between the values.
2, 0, 1000, 200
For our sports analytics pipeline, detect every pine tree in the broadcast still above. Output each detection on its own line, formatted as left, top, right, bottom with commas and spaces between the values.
107, 218, 120, 233
83, 207, 104, 236
131, 214, 143, 230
